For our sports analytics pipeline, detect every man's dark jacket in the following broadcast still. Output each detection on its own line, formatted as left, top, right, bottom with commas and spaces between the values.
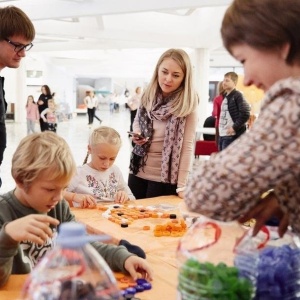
226, 89, 250, 137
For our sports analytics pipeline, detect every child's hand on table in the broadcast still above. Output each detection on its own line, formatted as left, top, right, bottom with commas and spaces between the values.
74, 193, 97, 208
114, 191, 129, 204
124, 256, 153, 281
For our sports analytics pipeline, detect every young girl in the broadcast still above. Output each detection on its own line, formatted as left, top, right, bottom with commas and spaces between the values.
65, 126, 135, 208
64, 127, 145, 258
40, 99, 57, 132
25, 95, 39, 135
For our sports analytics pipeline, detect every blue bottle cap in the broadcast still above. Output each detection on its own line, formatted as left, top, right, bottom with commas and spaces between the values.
136, 278, 147, 285
125, 287, 136, 294
135, 285, 144, 292
142, 282, 152, 290
56, 222, 110, 248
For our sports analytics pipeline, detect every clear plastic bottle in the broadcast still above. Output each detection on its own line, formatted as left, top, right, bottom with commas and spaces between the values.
21, 222, 121, 300
250, 226, 300, 300
176, 215, 259, 300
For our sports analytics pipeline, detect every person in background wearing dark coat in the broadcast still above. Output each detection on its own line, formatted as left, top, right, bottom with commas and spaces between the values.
0, 6, 35, 188
37, 85, 53, 132
218, 71, 250, 151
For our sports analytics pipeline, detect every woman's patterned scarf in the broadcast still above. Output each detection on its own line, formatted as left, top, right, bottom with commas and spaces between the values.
129, 94, 186, 184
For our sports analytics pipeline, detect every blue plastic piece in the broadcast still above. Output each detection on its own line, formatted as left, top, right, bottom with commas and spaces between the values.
135, 285, 144, 292
142, 282, 152, 290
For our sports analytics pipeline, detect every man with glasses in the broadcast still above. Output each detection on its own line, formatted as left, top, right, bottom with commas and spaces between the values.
0, 6, 35, 187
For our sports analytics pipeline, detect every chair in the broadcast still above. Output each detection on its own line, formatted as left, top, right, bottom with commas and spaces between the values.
194, 140, 218, 158
203, 116, 216, 141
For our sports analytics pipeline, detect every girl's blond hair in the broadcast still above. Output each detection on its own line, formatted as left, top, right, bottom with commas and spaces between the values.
47, 99, 56, 107
83, 126, 121, 164
12, 132, 76, 188
141, 48, 198, 117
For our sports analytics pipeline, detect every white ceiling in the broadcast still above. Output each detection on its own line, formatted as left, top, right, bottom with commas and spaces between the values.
1, 0, 240, 79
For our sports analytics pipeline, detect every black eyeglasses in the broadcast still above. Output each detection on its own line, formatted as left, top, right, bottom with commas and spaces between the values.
4, 38, 33, 53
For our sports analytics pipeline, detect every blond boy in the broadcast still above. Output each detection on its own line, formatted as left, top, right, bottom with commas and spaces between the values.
0, 132, 152, 287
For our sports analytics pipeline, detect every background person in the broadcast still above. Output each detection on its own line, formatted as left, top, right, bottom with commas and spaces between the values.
185, 0, 300, 238
212, 81, 225, 145
128, 48, 198, 199
91, 91, 102, 124
0, 6, 35, 188
25, 95, 39, 135
83, 90, 92, 124
40, 99, 57, 132
218, 72, 250, 151
84, 90, 99, 125
127, 86, 142, 132
37, 85, 53, 132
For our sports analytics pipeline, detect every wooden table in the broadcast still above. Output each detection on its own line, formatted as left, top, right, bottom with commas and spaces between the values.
73, 195, 182, 300
0, 195, 183, 300
0, 275, 27, 300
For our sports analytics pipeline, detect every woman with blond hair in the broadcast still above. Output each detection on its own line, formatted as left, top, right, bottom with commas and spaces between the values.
128, 48, 198, 199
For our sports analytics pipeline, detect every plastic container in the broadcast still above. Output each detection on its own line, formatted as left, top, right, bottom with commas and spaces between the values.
250, 226, 300, 300
21, 222, 121, 300
177, 214, 300, 300
177, 215, 259, 300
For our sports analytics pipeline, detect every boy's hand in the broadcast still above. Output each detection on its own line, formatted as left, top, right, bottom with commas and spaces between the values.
5, 215, 59, 245
124, 256, 153, 281
114, 191, 129, 204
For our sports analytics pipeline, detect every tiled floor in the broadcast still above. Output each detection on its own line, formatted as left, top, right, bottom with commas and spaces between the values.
2, 107, 204, 193
2, 107, 134, 192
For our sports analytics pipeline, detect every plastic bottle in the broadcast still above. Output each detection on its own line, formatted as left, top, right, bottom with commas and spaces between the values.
21, 222, 121, 300
251, 226, 300, 300
176, 215, 259, 300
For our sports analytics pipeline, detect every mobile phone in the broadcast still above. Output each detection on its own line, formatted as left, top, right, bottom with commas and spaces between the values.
127, 131, 144, 139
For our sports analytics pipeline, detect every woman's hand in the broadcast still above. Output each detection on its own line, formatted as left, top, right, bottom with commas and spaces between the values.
238, 191, 289, 237
124, 256, 153, 281
131, 133, 149, 146
114, 191, 129, 204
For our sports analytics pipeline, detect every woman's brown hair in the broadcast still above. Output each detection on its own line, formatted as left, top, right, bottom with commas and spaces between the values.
221, 0, 300, 65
